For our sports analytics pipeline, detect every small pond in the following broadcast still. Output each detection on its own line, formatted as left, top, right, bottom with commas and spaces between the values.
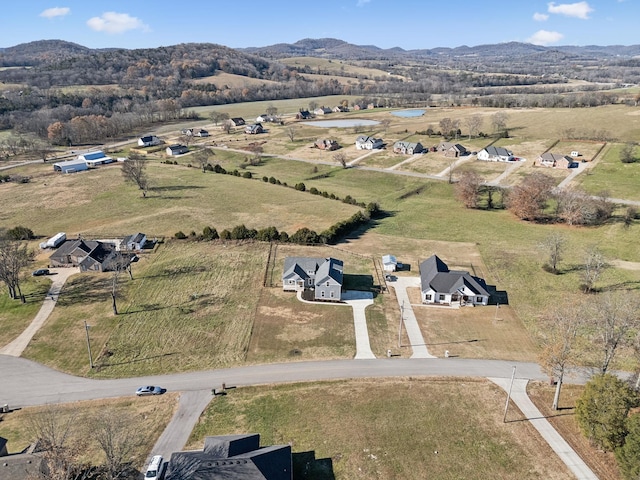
302, 119, 380, 128
391, 109, 425, 118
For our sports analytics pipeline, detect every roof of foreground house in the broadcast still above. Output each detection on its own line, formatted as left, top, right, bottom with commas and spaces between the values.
419, 255, 489, 296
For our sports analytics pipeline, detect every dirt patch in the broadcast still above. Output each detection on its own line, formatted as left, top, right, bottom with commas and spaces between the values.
611, 259, 640, 271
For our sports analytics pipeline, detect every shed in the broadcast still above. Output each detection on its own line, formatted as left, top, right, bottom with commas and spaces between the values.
382, 254, 399, 272
53, 158, 88, 173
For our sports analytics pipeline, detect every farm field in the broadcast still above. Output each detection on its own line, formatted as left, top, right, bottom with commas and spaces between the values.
187, 379, 573, 480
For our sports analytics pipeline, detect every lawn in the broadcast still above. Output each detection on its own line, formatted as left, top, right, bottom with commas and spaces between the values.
576, 143, 640, 200
0, 395, 176, 469
187, 379, 573, 480
0, 278, 50, 347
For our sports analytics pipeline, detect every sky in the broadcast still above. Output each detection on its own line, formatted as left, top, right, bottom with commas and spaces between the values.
1, 1, 638, 51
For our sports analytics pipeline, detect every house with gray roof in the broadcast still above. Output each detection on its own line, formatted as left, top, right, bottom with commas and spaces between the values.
437, 142, 468, 157
537, 152, 578, 169
393, 141, 423, 155
355, 135, 383, 150
165, 433, 292, 480
0, 437, 47, 480
49, 238, 132, 272
166, 144, 189, 156
419, 255, 490, 306
477, 146, 514, 162
138, 135, 162, 147
282, 257, 343, 301
121, 232, 147, 251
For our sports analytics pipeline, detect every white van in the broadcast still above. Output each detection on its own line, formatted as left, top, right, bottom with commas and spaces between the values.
145, 455, 163, 479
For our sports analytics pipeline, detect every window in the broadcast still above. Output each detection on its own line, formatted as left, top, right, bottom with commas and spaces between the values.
425, 294, 432, 301
326, 281, 330, 286
321, 291, 325, 297
438, 294, 445, 301
476, 296, 482, 303
330, 291, 334, 298
288, 279, 294, 284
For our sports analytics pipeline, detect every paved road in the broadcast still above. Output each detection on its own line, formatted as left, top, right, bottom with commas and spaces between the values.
0, 355, 547, 409
0, 267, 79, 356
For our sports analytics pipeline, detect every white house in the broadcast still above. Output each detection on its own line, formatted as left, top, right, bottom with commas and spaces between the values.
477, 146, 514, 162
419, 255, 490, 306
355, 135, 383, 150
121, 232, 147, 251
53, 158, 89, 174
166, 144, 188, 156
78, 151, 113, 167
138, 135, 162, 147
382, 254, 399, 272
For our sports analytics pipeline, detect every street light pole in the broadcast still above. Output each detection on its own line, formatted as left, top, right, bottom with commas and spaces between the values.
84, 321, 94, 369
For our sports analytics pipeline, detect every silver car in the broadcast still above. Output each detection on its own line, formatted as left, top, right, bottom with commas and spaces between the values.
135, 386, 165, 396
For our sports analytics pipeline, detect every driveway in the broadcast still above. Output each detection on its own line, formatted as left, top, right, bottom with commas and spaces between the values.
343, 290, 375, 359
0, 267, 79, 356
387, 276, 435, 358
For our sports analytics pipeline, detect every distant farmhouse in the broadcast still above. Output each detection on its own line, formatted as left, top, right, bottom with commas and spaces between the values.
355, 135, 383, 150
393, 141, 423, 155
477, 146, 514, 162
165, 434, 291, 480
419, 255, 490, 306
282, 257, 343, 301
436, 142, 468, 158
52, 150, 114, 173
536, 152, 578, 169
229, 117, 246, 127
315, 139, 340, 151
245, 123, 264, 134
138, 135, 162, 147
78, 150, 113, 167
166, 144, 189, 156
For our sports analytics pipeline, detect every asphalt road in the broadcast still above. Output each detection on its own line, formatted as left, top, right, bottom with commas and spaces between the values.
0, 355, 550, 409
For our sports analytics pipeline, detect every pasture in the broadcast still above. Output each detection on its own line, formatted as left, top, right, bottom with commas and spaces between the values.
188, 379, 573, 480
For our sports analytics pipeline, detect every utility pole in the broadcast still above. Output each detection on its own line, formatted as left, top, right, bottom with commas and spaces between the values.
503, 366, 516, 423
84, 321, 94, 369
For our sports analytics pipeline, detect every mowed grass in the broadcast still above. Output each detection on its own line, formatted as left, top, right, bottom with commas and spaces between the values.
0, 395, 177, 468
0, 278, 50, 347
187, 379, 572, 480
576, 143, 640, 200
23, 241, 270, 377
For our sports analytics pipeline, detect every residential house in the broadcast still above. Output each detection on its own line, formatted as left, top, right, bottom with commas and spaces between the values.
194, 129, 209, 137
537, 152, 578, 169
138, 135, 162, 147
437, 142, 468, 158
295, 110, 312, 120
256, 114, 279, 123
382, 254, 400, 272
181, 128, 194, 136
355, 135, 383, 150
282, 257, 343, 301
245, 123, 264, 135
393, 141, 423, 155
165, 434, 292, 480
52, 158, 88, 174
333, 105, 349, 112
79, 151, 113, 167
229, 117, 246, 127
0, 437, 47, 480
313, 106, 332, 116
166, 144, 189, 156
121, 232, 147, 251
419, 255, 490, 306
49, 239, 128, 272
477, 146, 514, 162
315, 139, 340, 151
352, 103, 367, 111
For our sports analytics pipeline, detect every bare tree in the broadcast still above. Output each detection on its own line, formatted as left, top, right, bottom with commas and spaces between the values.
584, 291, 640, 374
121, 153, 148, 197
286, 125, 297, 142
507, 172, 555, 221
106, 253, 133, 315
247, 144, 263, 165
210, 111, 229, 126
491, 111, 509, 134
439, 117, 459, 139
308, 100, 318, 111
538, 300, 586, 410
464, 114, 483, 139
92, 408, 140, 480
193, 147, 214, 172
582, 245, 607, 293
222, 121, 232, 134
380, 119, 391, 134
539, 232, 567, 273
265, 104, 278, 116
455, 170, 482, 208
334, 151, 348, 168
0, 237, 34, 302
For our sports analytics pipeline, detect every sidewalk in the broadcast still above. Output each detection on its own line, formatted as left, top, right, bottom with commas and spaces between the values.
490, 377, 598, 480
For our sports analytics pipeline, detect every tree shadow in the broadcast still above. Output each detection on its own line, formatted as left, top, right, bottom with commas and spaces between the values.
486, 285, 509, 306
55, 275, 111, 307
293, 451, 335, 480
343, 274, 374, 292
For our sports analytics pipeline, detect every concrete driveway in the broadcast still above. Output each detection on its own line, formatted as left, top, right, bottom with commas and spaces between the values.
343, 290, 375, 359
0, 267, 79, 356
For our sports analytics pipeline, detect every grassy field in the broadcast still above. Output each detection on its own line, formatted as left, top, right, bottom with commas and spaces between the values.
0, 395, 176, 468
576, 143, 640, 200
187, 379, 573, 480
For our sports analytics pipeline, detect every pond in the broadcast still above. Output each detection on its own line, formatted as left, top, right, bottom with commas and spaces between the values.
391, 109, 425, 118
302, 119, 380, 128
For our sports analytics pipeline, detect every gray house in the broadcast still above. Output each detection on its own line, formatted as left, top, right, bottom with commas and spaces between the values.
282, 257, 343, 301
165, 434, 292, 480
49, 239, 131, 272
166, 144, 189, 156
419, 255, 490, 306
121, 232, 147, 251
355, 135, 383, 150
393, 141, 423, 154
0, 437, 47, 480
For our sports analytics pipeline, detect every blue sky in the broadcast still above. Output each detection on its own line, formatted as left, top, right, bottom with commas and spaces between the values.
1, 1, 637, 50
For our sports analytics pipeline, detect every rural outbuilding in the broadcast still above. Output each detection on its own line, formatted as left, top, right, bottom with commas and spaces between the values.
79, 150, 113, 167
53, 158, 88, 173
382, 254, 400, 272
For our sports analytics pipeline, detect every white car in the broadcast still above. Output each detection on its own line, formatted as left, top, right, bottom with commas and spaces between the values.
136, 386, 164, 396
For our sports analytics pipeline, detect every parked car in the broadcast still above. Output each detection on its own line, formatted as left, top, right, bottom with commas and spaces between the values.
32, 268, 50, 276
145, 455, 164, 479
136, 386, 165, 396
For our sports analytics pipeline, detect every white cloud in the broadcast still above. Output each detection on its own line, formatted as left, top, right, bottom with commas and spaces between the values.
357, 0, 371, 6
533, 12, 549, 21
86, 12, 149, 34
547, 2, 594, 19
527, 30, 564, 46
40, 7, 70, 19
